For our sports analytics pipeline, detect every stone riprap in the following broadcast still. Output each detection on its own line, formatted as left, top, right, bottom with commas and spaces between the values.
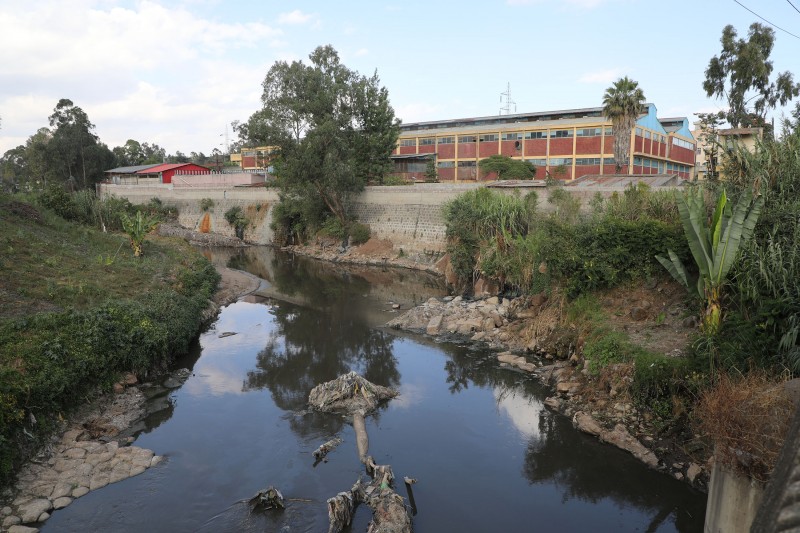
1, 431, 162, 530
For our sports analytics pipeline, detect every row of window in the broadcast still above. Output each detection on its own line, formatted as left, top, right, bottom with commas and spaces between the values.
673, 138, 694, 150
634, 128, 667, 144
400, 127, 619, 146
437, 157, 617, 168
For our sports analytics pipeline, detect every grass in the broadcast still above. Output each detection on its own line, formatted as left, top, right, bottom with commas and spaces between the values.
0, 194, 219, 486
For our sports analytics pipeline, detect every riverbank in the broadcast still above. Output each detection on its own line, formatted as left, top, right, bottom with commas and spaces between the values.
281, 237, 711, 490
0, 264, 261, 532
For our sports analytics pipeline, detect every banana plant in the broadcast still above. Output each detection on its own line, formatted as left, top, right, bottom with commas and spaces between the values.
120, 211, 159, 257
656, 187, 763, 335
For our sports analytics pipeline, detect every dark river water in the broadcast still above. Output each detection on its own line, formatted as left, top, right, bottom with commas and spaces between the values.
42, 247, 706, 532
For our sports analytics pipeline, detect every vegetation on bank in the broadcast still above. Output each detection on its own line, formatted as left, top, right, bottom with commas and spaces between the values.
0, 191, 219, 486
443, 122, 800, 480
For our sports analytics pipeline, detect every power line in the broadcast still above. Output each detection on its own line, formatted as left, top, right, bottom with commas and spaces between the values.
787, 0, 800, 16
732, 0, 800, 40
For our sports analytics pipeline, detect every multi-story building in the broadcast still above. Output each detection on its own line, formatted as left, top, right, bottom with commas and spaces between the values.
230, 146, 278, 172
391, 103, 695, 182
691, 124, 763, 180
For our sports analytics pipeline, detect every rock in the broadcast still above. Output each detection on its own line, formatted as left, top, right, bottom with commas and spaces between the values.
490, 312, 503, 328
686, 463, 702, 483
471, 332, 485, 341
64, 447, 86, 460
8, 526, 39, 533
1, 507, 12, 517
601, 424, 659, 468
123, 373, 138, 386
61, 429, 83, 444
629, 307, 648, 321
425, 315, 443, 335
72, 486, 90, 498
50, 481, 74, 499
543, 397, 561, 410
17, 499, 52, 524
3, 515, 21, 528
573, 412, 603, 437
557, 382, 580, 394
682, 315, 698, 328
485, 296, 499, 306
391, 303, 401, 310
112, 382, 125, 394
674, 472, 684, 480
89, 472, 109, 491
52, 497, 72, 510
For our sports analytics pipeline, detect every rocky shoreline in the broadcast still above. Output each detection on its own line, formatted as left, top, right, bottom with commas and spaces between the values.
387, 293, 708, 490
0, 266, 260, 533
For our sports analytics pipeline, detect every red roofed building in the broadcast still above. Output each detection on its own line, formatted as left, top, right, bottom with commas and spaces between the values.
135, 163, 210, 184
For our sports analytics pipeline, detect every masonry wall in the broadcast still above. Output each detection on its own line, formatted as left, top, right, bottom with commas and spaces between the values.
99, 182, 684, 254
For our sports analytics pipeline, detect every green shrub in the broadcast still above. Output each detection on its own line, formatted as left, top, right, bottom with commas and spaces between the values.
200, 198, 214, 211
38, 186, 78, 220
349, 222, 371, 245
381, 175, 410, 186
319, 217, 347, 241
224, 206, 249, 239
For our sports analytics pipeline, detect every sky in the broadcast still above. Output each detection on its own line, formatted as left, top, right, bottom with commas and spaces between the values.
2, 0, 800, 157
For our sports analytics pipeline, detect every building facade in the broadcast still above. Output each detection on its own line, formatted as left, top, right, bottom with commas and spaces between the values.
230, 146, 278, 172
391, 104, 695, 182
691, 124, 763, 180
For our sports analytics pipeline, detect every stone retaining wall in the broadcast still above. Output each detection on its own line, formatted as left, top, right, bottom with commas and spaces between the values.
98, 182, 683, 253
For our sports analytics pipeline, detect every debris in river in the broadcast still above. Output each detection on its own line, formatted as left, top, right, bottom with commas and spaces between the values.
249, 486, 285, 511
313, 436, 343, 461
308, 371, 398, 415
218, 331, 238, 338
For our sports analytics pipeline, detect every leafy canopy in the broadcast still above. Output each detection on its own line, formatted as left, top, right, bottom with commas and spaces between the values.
703, 23, 800, 129
241, 45, 400, 226
478, 155, 535, 180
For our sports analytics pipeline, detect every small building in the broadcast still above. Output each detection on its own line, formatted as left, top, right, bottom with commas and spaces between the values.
691, 123, 764, 180
392, 104, 695, 183
136, 163, 211, 185
230, 146, 278, 171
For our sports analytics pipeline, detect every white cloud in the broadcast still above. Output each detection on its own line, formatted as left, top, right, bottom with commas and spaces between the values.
278, 9, 319, 26
354, 48, 369, 57
578, 68, 627, 84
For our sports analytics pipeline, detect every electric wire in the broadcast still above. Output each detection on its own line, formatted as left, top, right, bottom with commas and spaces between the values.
786, 0, 800, 16
732, 0, 800, 40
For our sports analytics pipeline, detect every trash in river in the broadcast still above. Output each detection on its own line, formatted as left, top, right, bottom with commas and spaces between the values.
308, 371, 398, 415
313, 436, 343, 461
249, 486, 285, 512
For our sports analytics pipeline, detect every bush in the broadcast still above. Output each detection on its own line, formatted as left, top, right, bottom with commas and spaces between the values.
319, 217, 347, 241
349, 222, 371, 245
200, 198, 214, 211
38, 186, 78, 220
0, 256, 219, 485
224, 206, 249, 239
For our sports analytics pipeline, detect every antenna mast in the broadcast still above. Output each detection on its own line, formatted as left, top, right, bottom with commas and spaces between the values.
499, 83, 516, 115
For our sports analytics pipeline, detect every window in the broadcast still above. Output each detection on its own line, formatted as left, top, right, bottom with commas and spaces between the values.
576, 128, 601, 137
575, 158, 601, 165
550, 129, 573, 138
437, 137, 454, 145
549, 157, 572, 166
604, 127, 613, 136
673, 138, 694, 150
658, 161, 664, 172
525, 131, 547, 139
479, 134, 498, 142
501, 132, 523, 141
644, 131, 651, 140
635, 127, 643, 137
243, 150, 255, 157
400, 139, 416, 147
458, 135, 476, 143
419, 137, 435, 146
633, 156, 643, 165
437, 161, 455, 168
457, 160, 476, 167
526, 158, 547, 166
603, 157, 615, 165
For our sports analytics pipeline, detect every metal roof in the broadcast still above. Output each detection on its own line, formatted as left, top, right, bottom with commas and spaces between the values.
136, 163, 208, 174
399, 116, 611, 138
389, 153, 436, 160
566, 174, 687, 187
105, 164, 160, 174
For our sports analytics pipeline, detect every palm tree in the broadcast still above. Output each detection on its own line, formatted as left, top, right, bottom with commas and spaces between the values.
602, 77, 646, 173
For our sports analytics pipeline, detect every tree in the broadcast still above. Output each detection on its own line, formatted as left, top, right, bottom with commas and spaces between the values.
703, 23, 800, 129
120, 210, 159, 257
656, 187, 763, 338
602, 77, 645, 173
242, 45, 400, 227
478, 154, 535, 180
424, 158, 438, 183
48, 99, 99, 188
695, 112, 725, 181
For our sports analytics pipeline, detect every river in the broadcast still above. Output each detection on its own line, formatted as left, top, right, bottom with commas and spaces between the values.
42, 247, 706, 532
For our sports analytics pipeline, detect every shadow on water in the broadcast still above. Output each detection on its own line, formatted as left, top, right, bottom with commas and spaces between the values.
40, 246, 705, 533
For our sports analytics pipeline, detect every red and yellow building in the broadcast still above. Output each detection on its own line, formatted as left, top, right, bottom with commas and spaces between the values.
391, 104, 695, 182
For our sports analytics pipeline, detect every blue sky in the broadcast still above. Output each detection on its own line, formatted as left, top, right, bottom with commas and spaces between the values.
2, 0, 799, 156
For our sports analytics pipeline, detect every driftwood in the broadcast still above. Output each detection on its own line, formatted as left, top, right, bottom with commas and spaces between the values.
313, 436, 343, 461
248, 486, 284, 511
310, 373, 413, 533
